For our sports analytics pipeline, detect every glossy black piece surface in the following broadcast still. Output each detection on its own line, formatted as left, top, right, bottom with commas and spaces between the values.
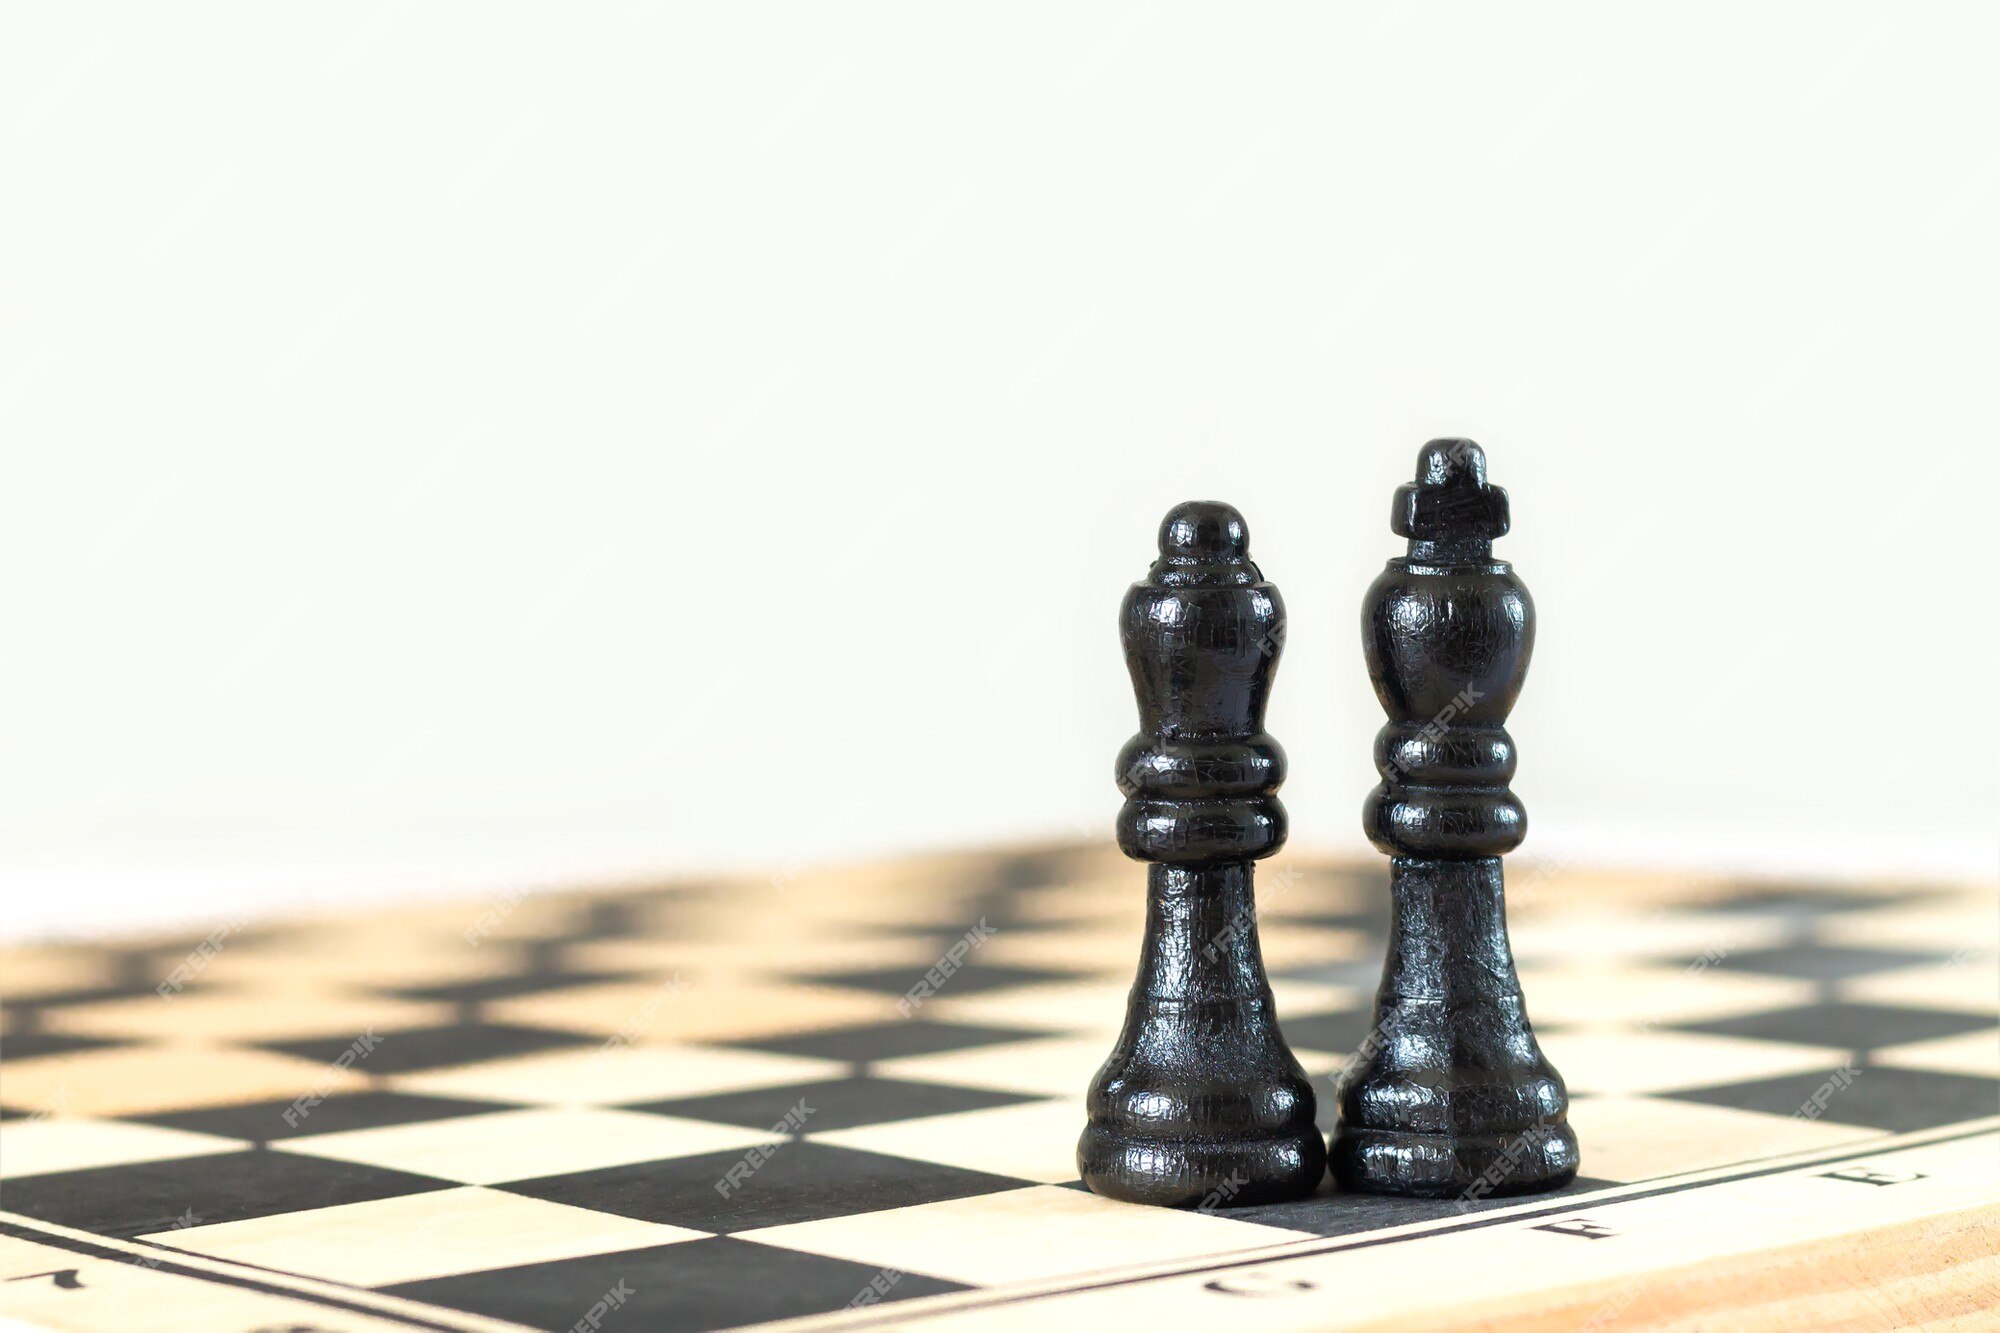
1330, 442, 1579, 1198
1079, 502, 1325, 1208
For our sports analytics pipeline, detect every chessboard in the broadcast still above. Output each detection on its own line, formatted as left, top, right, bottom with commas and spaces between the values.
1, 843, 1995, 1331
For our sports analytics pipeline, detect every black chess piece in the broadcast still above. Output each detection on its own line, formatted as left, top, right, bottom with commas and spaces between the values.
1329, 441, 1579, 1198
1078, 501, 1326, 1208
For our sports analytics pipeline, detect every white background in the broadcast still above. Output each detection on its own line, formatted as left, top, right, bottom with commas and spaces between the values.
4, 3, 1996, 937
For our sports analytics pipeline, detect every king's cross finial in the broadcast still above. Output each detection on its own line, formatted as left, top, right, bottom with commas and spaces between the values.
1391, 438, 1511, 557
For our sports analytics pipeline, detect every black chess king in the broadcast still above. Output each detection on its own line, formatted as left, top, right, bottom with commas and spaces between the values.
1330, 440, 1579, 1197
1078, 501, 1325, 1207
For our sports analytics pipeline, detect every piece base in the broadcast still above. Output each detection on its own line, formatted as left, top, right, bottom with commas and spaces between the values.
1078, 1127, 1327, 1209
1329, 1123, 1580, 1200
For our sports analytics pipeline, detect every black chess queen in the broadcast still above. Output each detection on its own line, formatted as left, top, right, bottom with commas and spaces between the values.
1078, 502, 1326, 1207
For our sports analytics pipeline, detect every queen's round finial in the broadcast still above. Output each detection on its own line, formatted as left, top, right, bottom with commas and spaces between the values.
1158, 501, 1249, 561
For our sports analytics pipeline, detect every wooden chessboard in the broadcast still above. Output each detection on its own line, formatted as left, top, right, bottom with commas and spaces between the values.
2, 843, 1995, 1331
